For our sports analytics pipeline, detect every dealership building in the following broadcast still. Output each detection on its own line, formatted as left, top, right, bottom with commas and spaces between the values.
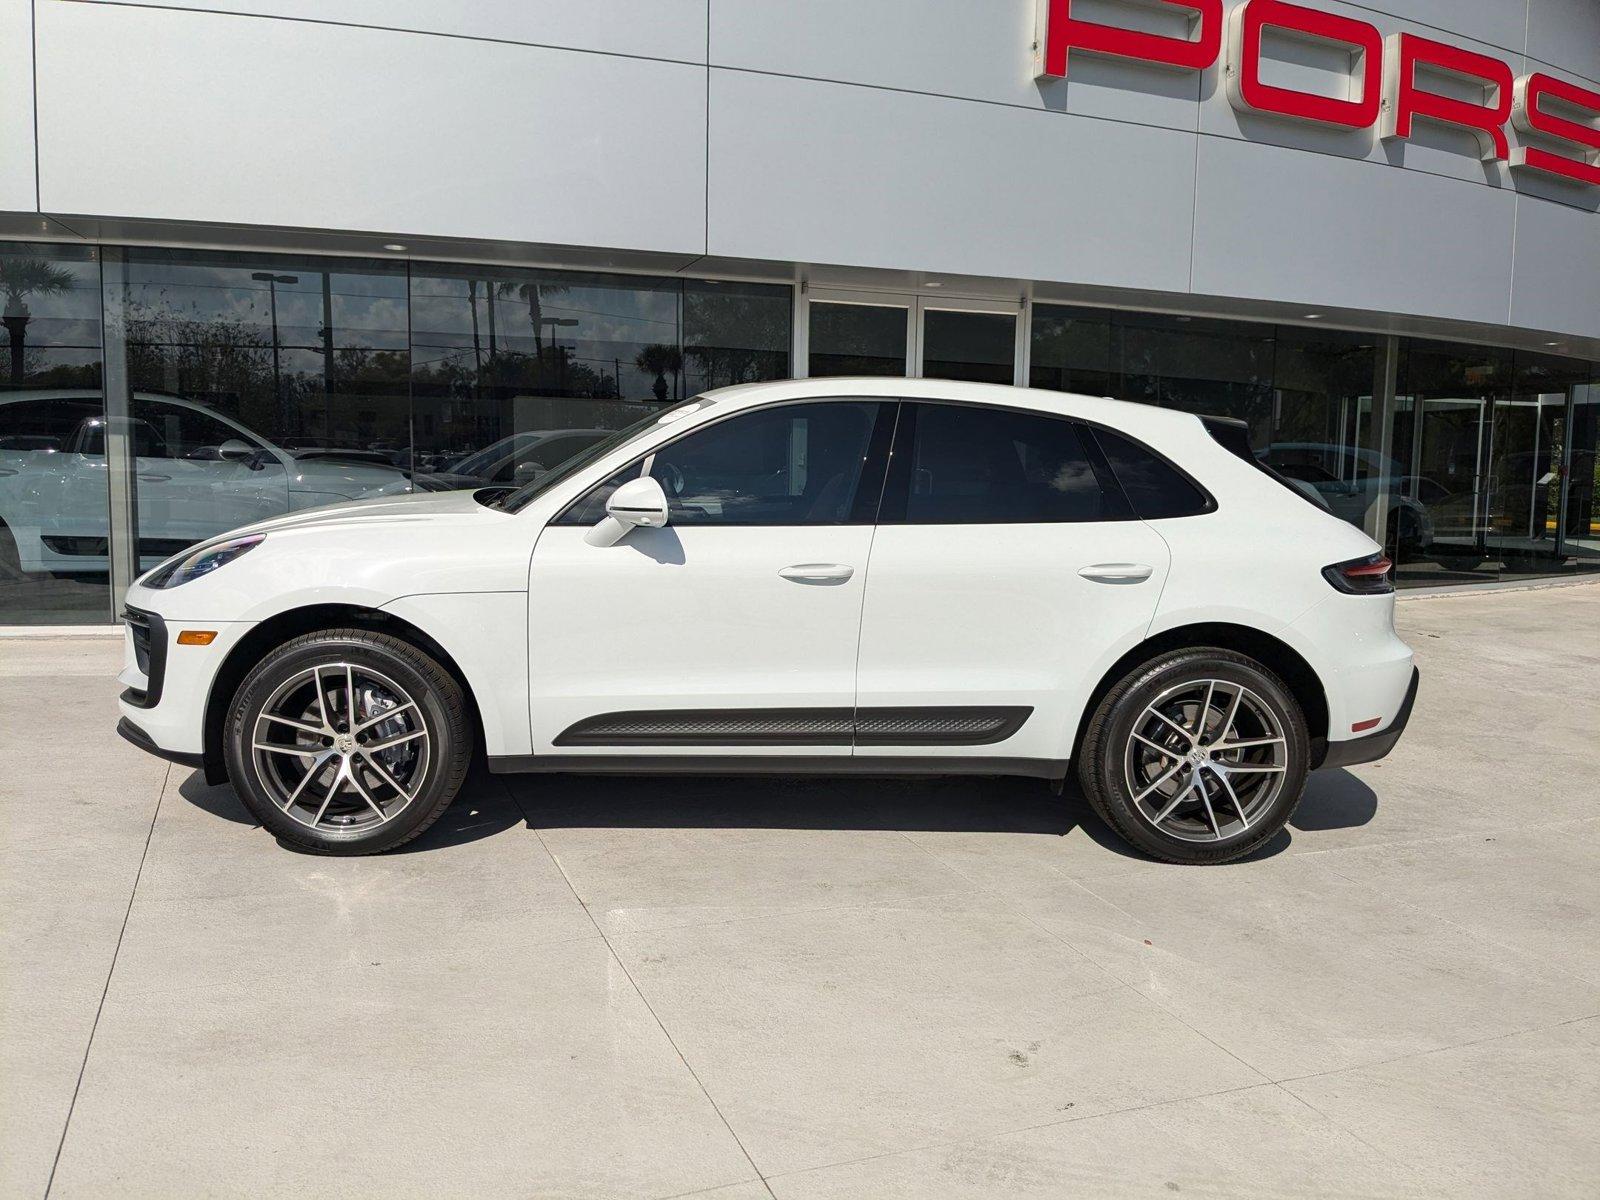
1, 0, 1597, 627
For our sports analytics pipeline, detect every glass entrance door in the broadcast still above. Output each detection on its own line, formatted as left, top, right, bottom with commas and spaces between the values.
806, 296, 912, 378
805, 291, 1020, 383
919, 302, 1020, 384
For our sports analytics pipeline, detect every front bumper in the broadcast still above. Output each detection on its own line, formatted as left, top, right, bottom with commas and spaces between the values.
1316, 667, 1420, 770
116, 716, 205, 770
115, 605, 252, 769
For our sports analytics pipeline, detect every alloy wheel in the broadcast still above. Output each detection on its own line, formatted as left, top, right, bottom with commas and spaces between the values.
250, 662, 431, 832
1122, 678, 1288, 843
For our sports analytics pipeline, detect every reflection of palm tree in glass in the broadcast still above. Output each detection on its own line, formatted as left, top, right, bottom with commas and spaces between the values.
495, 280, 571, 361
1, 258, 75, 386
635, 344, 682, 403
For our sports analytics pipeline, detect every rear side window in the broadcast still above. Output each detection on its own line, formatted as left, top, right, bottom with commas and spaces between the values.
885, 402, 1124, 524
1091, 427, 1213, 520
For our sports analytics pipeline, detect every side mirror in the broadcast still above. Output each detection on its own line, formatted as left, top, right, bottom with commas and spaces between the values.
218, 438, 257, 465
585, 475, 670, 547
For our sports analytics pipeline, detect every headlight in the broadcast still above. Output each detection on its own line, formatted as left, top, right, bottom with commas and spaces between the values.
147, 534, 266, 588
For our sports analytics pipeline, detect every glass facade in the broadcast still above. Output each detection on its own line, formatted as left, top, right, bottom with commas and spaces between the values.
1, 233, 1594, 625
1030, 304, 1599, 588
0, 244, 107, 624
0, 241, 790, 624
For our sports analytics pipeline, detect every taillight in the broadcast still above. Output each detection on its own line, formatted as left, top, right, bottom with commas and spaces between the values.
1322, 553, 1394, 595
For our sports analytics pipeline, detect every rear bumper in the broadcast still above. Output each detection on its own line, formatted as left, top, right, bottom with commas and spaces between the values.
1315, 667, 1419, 770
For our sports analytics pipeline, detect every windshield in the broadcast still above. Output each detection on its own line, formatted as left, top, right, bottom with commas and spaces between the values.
500, 398, 704, 513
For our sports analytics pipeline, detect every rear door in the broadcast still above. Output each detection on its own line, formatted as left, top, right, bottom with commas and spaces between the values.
853, 400, 1173, 765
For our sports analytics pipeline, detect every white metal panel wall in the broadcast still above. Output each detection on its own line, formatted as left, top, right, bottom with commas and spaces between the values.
65, 0, 711, 62
34, 1, 708, 253
0, 0, 35, 212
1189, 136, 1518, 327
1509, 199, 1600, 342
1526, 0, 1600, 84
705, 68, 1197, 292
13, 0, 1600, 345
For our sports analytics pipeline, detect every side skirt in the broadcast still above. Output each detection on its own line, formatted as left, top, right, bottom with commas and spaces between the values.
487, 754, 1068, 780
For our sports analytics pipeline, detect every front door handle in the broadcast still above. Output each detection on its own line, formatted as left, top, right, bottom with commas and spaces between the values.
1079, 563, 1154, 584
137, 473, 171, 483
779, 563, 854, 585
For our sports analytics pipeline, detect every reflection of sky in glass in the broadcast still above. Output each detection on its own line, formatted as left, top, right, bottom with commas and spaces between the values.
123, 256, 409, 355
0, 246, 103, 350
410, 268, 682, 400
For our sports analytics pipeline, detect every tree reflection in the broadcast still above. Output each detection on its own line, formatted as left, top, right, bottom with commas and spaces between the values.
1, 259, 76, 386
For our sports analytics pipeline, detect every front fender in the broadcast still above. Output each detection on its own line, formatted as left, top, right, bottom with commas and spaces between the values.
381, 591, 531, 758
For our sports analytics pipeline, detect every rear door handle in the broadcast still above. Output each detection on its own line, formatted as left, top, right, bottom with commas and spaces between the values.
138, 473, 171, 483
1079, 563, 1154, 584
778, 563, 854, 585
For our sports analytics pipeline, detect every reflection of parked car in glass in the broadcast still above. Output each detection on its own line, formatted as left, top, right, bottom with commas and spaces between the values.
279, 445, 407, 470
1263, 443, 1434, 554
435, 429, 613, 489
0, 390, 410, 574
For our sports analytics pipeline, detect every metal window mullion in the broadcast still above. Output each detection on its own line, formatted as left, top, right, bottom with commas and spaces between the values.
100, 248, 139, 615
1363, 335, 1399, 548
1554, 385, 1577, 558
792, 280, 809, 379
1014, 293, 1030, 387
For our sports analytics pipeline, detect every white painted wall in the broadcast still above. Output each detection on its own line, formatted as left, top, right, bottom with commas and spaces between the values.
6, 0, 1599, 344
0, 0, 35, 212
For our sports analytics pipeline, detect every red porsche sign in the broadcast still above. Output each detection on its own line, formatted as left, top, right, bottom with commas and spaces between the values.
1034, 0, 1600, 186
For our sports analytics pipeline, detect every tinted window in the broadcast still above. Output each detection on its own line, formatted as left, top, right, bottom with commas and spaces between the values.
1093, 427, 1211, 520
556, 401, 883, 527
653, 402, 879, 525
554, 461, 641, 526
894, 403, 1112, 524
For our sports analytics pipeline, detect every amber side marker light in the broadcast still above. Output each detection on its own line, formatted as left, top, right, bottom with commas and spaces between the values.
177, 630, 218, 646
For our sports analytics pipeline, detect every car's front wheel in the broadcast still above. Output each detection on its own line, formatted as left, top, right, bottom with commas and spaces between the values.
1077, 648, 1309, 865
224, 628, 472, 854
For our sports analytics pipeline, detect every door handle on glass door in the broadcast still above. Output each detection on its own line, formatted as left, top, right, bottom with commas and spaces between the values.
1078, 563, 1154, 584
778, 563, 854, 585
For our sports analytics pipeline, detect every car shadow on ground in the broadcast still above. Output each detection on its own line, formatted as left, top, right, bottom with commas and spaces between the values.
173, 762, 1379, 863
507, 766, 1381, 864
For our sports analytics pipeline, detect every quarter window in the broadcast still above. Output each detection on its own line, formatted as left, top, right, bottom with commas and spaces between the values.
1092, 427, 1212, 519
891, 402, 1116, 524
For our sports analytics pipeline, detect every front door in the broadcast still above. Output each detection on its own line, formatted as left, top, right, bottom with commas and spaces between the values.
854, 400, 1172, 765
526, 399, 893, 756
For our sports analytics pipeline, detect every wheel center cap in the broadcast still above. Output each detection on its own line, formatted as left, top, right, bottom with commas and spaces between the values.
1188, 748, 1210, 766
335, 733, 355, 754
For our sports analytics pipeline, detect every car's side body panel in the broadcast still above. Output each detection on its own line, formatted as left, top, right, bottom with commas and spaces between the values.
853, 519, 1172, 762
382, 590, 532, 758
526, 522, 876, 755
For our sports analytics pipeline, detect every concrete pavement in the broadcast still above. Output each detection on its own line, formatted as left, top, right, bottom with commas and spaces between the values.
2, 584, 1597, 1198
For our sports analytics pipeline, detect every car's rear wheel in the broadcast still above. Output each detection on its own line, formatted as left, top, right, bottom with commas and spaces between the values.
224, 628, 472, 854
1078, 648, 1309, 865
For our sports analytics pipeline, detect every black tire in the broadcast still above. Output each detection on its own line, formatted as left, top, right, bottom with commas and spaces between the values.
225, 628, 472, 855
1077, 648, 1309, 865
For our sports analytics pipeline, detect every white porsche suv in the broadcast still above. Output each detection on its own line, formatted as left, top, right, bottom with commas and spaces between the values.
115, 379, 1417, 865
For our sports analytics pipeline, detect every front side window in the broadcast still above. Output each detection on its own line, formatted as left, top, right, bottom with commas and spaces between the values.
556, 401, 885, 527
886, 402, 1117, 524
